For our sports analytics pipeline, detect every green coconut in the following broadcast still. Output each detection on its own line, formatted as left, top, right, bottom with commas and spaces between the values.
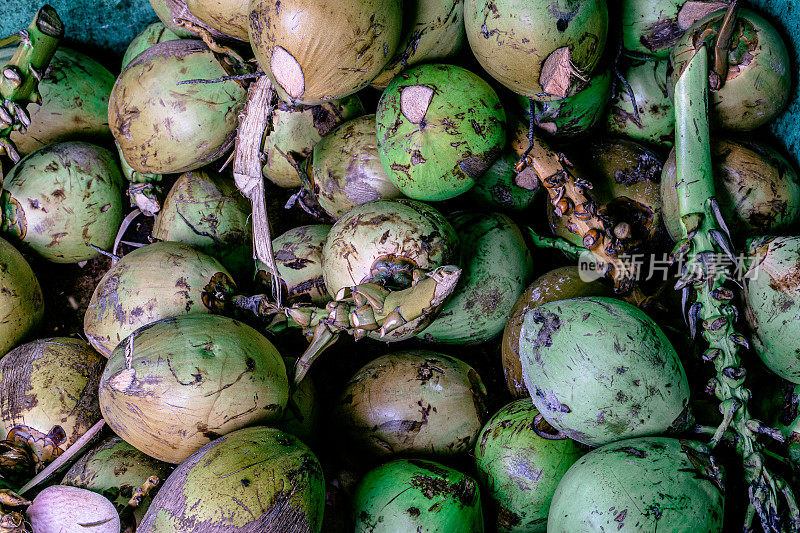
606, 59, 674, 147
307, 114, 403, 219
418, 211, 532, 344
465, 150, 539, 212
138, 426, 325, 532
109, 39, 248, 174
0, 141, 124, 263
370, 0, 466, 88
99, 314, 288, 464
334, 350, 488, 459
661, 138, 800, 243
61, 436, 173, 524
321, 199, 459, 296
0, 237, 44, 357
519, 297, 690, 446
0, 47, 114, 156
475, 399, 584, 533
353, 459, 484, 532
121, 21, 181, 69
464, 0, 608, 100
257, 225, 332, 306
744, 236, 800, 383
501, 266, 613, 399
83, 241, 235, 357
0, 338, 103, 485
262, 96, 365, 188
376, 63, 506, 201
669, 8, 791, 131
548, 437, 725, 532
152, 169, 253, 279
248, 0, 403, 104
187, 0, 249, 40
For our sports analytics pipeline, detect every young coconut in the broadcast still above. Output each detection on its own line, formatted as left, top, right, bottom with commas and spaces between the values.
501, 266, 613, 399
307, 114, 403, 219
99, 315, 288, 464
138, 426, 325, 532
464, 151, 539, 212
0, 47, 114, 155
370, 0, 466, 88
418, 211, 533, 344
333, 350, 488, 460
152, 169, 253, 279
519, 297, 691, 446
0, 338, 104, 486
464, 0, 608, 100
62, 436, 172, 527
262, 96, 365, 188
27, 486, 119, 533
109, 39, 248, 174
353, 459, 483, 532
669, 7, 791, 131
321, 199, 459, 297
0, 237, 44, 357
0, 141, 125, 263
248, 0, 403, 104
120, 22, 180, 69
83, 241, 235, 357
661, 138, 800, 244
548, 437, 725, 531
187, 0, 249, 41
257, 225, 332, 306
376, 64, 506, 201
475, 399, 584, 533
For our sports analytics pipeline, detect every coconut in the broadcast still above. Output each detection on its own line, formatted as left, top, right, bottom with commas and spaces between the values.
121, 22, 181, 69
138, 427, 325, 532
83, 241, 235, 357
109, 39, 248, 174
152, 170, 253, 279
248, 0, 403, 104
419, 212, 533, 344
464, 0, 608, 100
27, 486, 120, 533
376, 64, 506, 201
321, 199, 458, 296
99, 314, 288, 464
0, 142, 124, 263
307, 114, 403, 219
334, 350, 488, 459
187, 0, 249, 40
0, 237, 44, 357
148, 0, 230, 39
464, 151, 539, 212
0, 338, 103, 484
0, 47, 114, 156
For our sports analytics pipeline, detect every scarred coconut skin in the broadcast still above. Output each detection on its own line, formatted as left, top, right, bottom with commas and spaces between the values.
0, 237, 44, 357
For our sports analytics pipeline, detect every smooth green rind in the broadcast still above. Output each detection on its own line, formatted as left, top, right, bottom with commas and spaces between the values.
519, 297, 690, 446
744, 236, 800, 383
0, 141, 125, 263
138, 427, 324, 532
121, 21, 181, 69
334, 350, 488, 459
475, 399, 584, 533
83, 241, 234, 356
465, 151, 539, 212
418, 212, 532, 344
262, 96, 365, 188
0, 236, 44, 357
529, 70, 612, 138
61, 436, 173, 521
548, 437, 724, 532
606, 59, 674, 147
353, 459, 484, 532
99, 314, 288, 464
376, 64, 506, 201
152, 170, 253, 280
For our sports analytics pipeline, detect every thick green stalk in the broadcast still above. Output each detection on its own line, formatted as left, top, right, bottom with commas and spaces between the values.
674, 45, 799, 532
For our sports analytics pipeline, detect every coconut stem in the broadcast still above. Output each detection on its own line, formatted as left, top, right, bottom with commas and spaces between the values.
673, 44, 799, 532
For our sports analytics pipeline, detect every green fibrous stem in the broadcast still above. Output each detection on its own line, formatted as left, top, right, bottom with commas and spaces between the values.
0, 7, 63, 163
527, 227, 587, 259
674, 45, 799, 531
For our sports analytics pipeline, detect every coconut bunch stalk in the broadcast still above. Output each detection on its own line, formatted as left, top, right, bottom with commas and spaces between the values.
670, 5, 799, 529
